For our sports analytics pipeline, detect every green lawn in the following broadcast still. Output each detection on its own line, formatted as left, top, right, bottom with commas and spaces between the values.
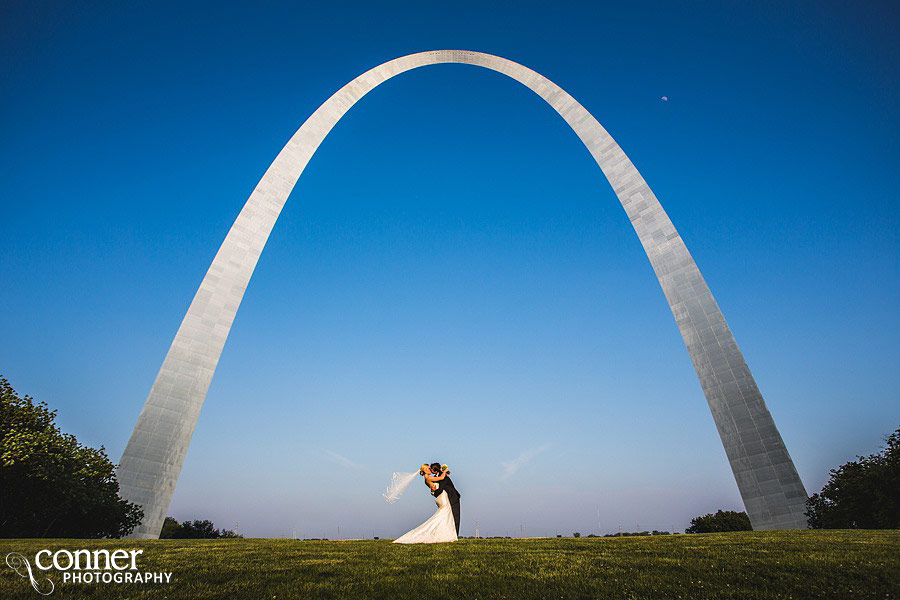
2, 531, 897, 599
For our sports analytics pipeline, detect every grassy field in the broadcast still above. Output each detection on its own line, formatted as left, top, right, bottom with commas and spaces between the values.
1, 531, 897, 599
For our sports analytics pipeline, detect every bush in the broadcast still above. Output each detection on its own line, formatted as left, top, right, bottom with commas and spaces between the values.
686, 510, 752, 533
159, 516, 242, 539
0, 377, 142, 538
160, 516, 181, 538
806, 426, 899, 529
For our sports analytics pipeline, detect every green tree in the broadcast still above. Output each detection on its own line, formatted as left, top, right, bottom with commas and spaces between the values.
161, 517, 241, 539
172, 519, 220, 539
0, 377, 143, 538
685, 510, 752, 533
159, 516, 181, 539
806, 426, 899, 529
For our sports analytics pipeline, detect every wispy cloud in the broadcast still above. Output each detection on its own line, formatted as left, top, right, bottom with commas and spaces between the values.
500, 443, 551, 480
323, 450, 356, 469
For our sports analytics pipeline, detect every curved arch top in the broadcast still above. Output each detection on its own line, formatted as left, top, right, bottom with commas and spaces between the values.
117, 50, 808, 537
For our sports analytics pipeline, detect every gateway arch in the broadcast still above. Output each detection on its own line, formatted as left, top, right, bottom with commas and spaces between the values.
118, 50, 808, 538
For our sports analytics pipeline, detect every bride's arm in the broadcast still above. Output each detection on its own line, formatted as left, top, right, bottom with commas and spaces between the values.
424, 471, 447, 489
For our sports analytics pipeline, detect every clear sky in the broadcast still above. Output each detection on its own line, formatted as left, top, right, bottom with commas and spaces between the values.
1, 0, 897, 538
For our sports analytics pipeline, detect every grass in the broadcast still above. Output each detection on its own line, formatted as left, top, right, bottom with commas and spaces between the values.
1, 530, 897, 599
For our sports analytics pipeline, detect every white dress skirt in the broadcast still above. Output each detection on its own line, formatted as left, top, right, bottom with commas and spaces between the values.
392, 490, 458, 544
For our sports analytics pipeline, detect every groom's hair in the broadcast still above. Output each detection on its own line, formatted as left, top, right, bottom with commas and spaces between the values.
429, 462, 441, 473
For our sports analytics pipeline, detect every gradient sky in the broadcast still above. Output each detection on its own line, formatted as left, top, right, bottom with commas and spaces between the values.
1, 1, 897, 538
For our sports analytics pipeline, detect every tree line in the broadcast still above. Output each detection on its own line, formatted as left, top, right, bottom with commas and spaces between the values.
1, 376, 897, 537
159, 517, 241, 539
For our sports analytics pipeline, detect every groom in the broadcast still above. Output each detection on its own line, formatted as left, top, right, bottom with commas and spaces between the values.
430, 462, 461, 535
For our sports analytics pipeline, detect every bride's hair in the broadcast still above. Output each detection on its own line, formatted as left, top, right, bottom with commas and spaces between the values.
419, 463, 429, 476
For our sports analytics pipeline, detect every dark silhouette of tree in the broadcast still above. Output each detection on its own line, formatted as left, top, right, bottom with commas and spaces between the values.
173, 519, 220, 539
806, 426, 899, 529
685, 510, 752, 533
0, 377, 143, 538
160, 516, 180, 538
159, 516, 241, 539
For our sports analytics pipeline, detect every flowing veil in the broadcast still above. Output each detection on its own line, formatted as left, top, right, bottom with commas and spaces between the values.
383, 471, 418, 503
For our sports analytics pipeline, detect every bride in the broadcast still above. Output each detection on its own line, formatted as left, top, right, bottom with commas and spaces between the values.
392, 464, 458, 544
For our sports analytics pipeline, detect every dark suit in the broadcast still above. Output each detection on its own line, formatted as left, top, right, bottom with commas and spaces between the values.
432, 475, 461, 534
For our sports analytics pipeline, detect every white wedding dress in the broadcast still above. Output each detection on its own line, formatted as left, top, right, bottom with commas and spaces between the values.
392, 489, 458, 544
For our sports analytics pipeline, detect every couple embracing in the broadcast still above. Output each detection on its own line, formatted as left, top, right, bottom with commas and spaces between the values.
393, 462, 461, 544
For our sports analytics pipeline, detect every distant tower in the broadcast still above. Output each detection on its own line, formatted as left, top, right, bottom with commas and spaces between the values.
474, 521, 480, 539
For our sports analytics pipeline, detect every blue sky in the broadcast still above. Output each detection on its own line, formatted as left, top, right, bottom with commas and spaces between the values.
1, 0, 897, 538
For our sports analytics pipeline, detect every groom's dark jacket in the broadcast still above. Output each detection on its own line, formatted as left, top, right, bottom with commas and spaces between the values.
432, 475, 461, 505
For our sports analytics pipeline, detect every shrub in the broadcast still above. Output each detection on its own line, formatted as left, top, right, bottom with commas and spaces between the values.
686, 510, 752, 533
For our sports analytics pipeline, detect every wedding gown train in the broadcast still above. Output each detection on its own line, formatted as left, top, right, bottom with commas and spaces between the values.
392, 490, 458, 544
